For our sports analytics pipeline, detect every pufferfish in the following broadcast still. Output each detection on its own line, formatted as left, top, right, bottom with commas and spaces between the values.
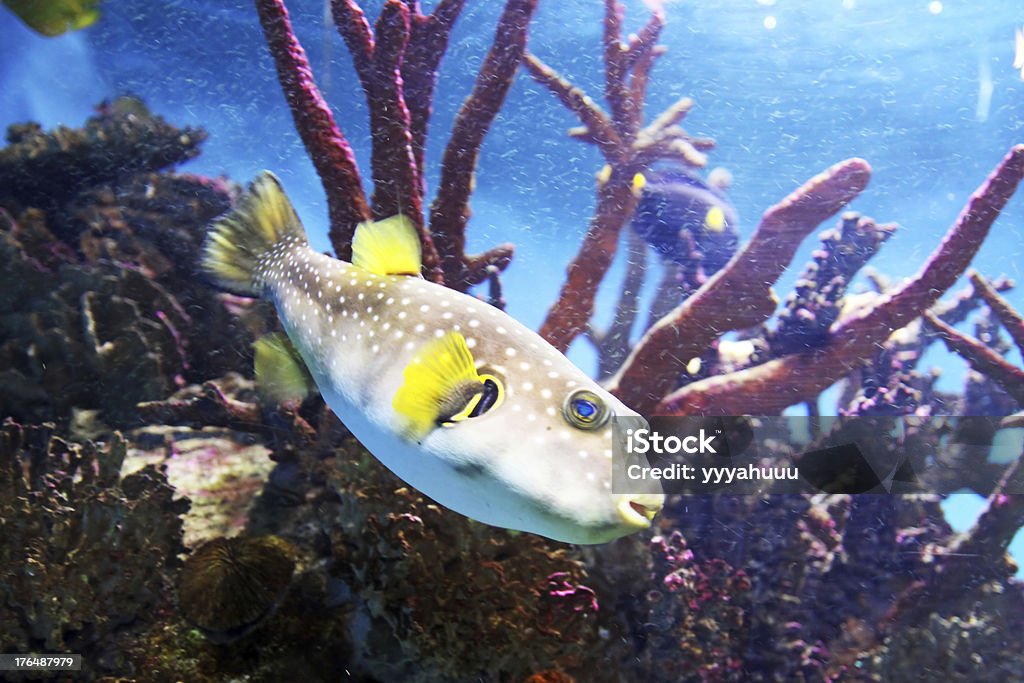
202, 172, 664, 544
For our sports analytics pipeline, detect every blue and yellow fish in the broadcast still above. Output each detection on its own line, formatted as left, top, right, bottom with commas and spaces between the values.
631, 166, 739, 273
202, 173, 664, 544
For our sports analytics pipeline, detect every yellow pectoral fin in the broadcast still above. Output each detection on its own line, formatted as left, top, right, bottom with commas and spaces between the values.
392, 331, 482, 440
351, 214, 422, 276
254, 332, 315, 405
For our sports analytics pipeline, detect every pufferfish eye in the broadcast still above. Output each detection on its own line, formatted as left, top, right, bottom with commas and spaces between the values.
563, 389, 610, 430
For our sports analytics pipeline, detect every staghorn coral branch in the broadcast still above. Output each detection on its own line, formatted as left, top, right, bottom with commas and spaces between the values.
256, 0, 370, 259
884, 453, 1024, 631
603, 0, 631, 140
366, 1, 415, 222
137, 381, 319, 444
834, 145, 1024, 349
658, 145, 1024, 416
333, 1, 441, 277
970, 270, 1024, 355
585, 227, 648, 379
608, 157, 872, 413
622, 13, 665, 134
331, 0, 374, 86
539, 167, 644, 352
429, 0, 538, 290
522, 53, 622, 159
402, 0, 467, 189
138, 381, 264, 431
635, 134, 708, 169
948, 456, 1024, 570
639, 97, 693, 142
624, 10, 666, 74
529, 1, 711, 353
922, 310, 1024, 405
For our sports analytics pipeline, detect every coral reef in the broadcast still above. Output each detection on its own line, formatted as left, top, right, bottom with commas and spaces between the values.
248, 439, 607, 682
233, 0, 1024, 680
0, 420, 188, 677
0, 99, 258, 426
1, 0, 1023, 680
178, 535, 296, 643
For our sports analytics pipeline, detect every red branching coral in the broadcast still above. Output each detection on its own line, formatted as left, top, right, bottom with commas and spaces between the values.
525, 0, 714, 352
654, 144, 1024, 416
256, 0, 522, 288
607, 157, 872, 413
254, 0, 370, 257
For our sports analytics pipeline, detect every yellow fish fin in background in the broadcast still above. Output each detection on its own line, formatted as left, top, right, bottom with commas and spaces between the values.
351, 214, 422, 276
254, 332, 315, 406
704, 205, 727, 233
631, 172, 647, 198
392, 331, 491, 441
3, 0, 100, 37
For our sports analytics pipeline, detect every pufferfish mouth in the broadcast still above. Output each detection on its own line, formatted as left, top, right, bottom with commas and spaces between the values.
617, 494, 665, 529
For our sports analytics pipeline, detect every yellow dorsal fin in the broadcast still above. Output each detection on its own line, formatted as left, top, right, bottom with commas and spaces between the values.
392, 331, 485, 441
254, 332, 315, 406
351, 214, 422, 276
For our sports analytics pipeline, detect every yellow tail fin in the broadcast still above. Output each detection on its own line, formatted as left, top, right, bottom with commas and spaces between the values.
202, 172, 308, 295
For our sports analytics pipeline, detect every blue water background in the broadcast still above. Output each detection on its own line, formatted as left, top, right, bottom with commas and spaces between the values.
2, 0, 1022, 565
